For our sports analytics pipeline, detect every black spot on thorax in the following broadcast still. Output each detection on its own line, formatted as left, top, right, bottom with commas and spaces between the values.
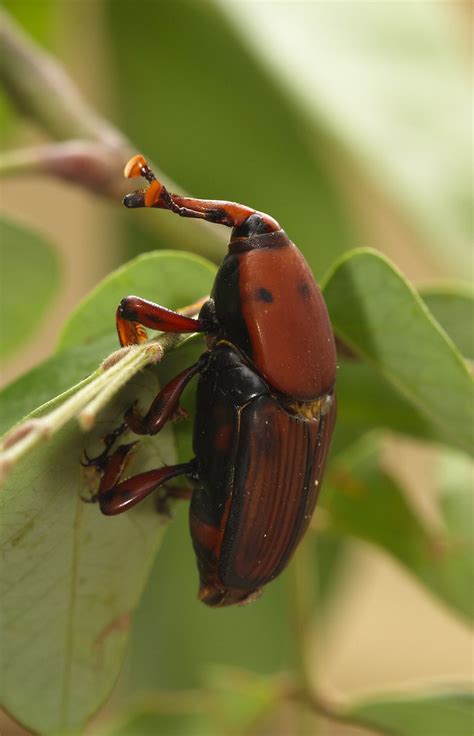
298, 281, 311, 299
256, 287, 273, 303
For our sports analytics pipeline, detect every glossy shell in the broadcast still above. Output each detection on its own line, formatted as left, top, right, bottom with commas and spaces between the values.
212, 230, 336, 401
190, 344, 336, 606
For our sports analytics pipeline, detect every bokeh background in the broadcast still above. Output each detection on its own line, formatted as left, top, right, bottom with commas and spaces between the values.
0, 2, 472, 735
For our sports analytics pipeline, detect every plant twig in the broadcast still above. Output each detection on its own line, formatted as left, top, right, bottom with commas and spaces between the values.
0, 140, 130, 196
290, 536, 320, 734
0, 10, 124, 146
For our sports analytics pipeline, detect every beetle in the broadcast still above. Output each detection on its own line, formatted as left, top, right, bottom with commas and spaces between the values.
85, 154, 337, 607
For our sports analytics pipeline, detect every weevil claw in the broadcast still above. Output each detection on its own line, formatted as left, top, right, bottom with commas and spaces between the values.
82, 422, 128, 470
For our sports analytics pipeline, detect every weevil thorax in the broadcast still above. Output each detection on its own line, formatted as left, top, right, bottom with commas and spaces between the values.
212, 214, 337, 402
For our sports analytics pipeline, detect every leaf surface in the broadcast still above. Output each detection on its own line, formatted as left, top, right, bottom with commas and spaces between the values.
324, 439, 473, 621
323, 249, 474, 454
0, 217, 60, 360
421, 284, 474, 360
345, 690, 474, 736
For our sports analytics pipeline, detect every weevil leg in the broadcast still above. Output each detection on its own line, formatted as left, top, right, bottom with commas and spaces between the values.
81, 421, 127, 469
82, 440, 138, 502
125, 353, 210, 435
97, 450, 197, 515
116, 296, 214, 347
83, 354, 208, 475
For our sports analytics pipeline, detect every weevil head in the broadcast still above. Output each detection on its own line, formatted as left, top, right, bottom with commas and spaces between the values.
123, 190, 146, 208
230, 212, 280, 243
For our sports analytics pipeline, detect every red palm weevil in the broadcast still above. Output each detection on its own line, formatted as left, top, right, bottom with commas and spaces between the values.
85, 155, 337, 607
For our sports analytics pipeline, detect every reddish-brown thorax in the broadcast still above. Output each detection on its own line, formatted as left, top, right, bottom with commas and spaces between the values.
236, 241, 336, 400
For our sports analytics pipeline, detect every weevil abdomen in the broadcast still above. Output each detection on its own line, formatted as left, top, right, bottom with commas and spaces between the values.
190, 343, 336, 607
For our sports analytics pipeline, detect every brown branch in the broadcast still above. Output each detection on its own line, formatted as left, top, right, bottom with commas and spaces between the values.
0, 140, 130, 196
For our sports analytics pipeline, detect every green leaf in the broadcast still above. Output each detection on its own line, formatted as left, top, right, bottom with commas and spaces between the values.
421, 284, 474, 360
0, 374, 176, 734
334, 359, 440, 448
0, 217, 60, 360
344, 690, 474, 736
217, 1, 472, 276
2, 0, 58, 46
323, 249, 474, 455
324, 438, 473, 621
435, 449, 474, 618
0, 252, 215, 733
334, 351, 472, 450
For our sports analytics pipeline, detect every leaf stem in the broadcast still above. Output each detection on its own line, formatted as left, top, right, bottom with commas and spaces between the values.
0, 140, 131, 198
290, 537, 320, 733
0, 331, 194, 481
78, 343, 161, 431
78, 333, 195, 430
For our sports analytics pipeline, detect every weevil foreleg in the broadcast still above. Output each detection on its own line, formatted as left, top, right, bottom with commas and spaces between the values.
116, 297, 213, 347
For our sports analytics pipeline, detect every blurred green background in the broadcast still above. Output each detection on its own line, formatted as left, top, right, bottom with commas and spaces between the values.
0, 2, 472, 735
